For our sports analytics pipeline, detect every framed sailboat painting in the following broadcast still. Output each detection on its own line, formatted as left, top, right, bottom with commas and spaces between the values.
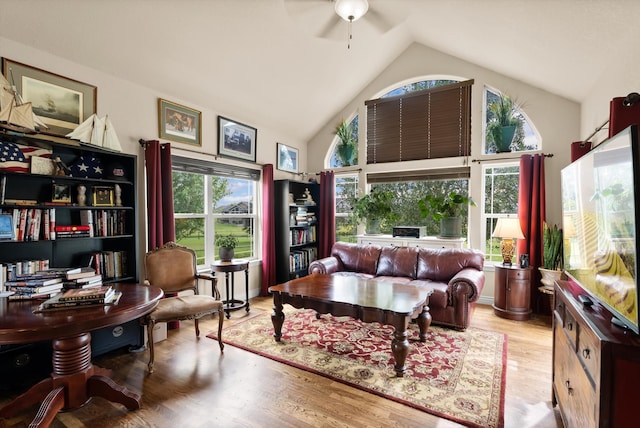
1, 58, 97, 136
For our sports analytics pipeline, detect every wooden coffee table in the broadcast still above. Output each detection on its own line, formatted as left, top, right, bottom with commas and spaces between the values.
268, 273, 432, 377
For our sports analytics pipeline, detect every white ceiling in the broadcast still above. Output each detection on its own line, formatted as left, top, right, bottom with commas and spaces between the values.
1, 0, 638, 142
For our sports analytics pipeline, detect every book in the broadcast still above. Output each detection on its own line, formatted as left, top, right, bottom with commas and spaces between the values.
66, 268, 97, 280
57, 285, 113, 302
35, 290, 121, 311
5, 277, 63, 286
9, 283, 64, 294
54, 225, 91, 232
8, 291, 56, 300
72, 274, 102, 283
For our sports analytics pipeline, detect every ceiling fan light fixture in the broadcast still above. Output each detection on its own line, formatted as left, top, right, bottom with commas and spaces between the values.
334, 0, 369, 22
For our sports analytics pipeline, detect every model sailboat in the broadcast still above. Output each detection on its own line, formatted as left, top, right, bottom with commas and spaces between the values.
66, 114, 122, 152
0, 73, 48, 133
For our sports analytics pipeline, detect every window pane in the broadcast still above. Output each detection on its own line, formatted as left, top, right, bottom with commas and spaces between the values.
213, 177, 254, 213
330, 116, 359, 168
175, 218, 205, 265
483, 164, 520, 262
335, 174, 358, 242
485, 217, 503, 263
484, 88, 539, 154
173, 171, 204, 214
336, 217, 357, 243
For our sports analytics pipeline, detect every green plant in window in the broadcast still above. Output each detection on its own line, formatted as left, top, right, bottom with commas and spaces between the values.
350, 187, 397, 233
334, 120, 358, 167
418, 192, 475, 221
486, 94, 524, 153
215, 234, 238, 249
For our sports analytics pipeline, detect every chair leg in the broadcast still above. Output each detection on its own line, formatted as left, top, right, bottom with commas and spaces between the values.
147, 322, 156, 374
217, 310, 224, 352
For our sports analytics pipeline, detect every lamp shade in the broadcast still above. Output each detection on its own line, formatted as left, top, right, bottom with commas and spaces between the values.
492, 218, 525, 239
334, 0, 369, 22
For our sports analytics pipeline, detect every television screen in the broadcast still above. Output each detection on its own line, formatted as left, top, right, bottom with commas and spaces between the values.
561, 125, 638, 333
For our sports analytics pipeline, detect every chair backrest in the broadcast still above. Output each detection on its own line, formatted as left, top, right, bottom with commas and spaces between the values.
145, 242, 198, 294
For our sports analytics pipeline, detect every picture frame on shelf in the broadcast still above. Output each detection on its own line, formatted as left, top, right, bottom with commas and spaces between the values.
93, 186, 114, 207
218, 116, 257, 162
30, 157, 56, 175
158, 98, 202, 146
2, 58, 97, 137
276, 143, 298, 173
52, 183, 71, 203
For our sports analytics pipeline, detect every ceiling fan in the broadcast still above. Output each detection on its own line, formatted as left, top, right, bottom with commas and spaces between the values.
285, 0, 395, 46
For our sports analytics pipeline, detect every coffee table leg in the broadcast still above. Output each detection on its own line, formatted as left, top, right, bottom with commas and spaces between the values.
417, 303, 432, 342
271, 294, 285, 342
391, 320, 410, 377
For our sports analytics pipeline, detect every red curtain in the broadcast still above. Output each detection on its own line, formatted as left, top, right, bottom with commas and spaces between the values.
517, 154, 545, 311
261, 164, 276, 296
144, 140, 175, 249
318, 171, 336, 259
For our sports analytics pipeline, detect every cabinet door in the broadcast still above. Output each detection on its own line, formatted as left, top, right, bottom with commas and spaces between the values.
507, 277, 530, 312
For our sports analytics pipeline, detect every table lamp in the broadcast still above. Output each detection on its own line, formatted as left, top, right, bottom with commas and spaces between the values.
492, 218, 525, 266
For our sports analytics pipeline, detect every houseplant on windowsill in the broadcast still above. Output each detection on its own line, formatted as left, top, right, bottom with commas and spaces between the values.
486, 94, 524, 153
350, 187, 397, 235
215, 234, 238, 262
418, 192, 475, 238
334, 120, 358, 167
539, 222, 564, 289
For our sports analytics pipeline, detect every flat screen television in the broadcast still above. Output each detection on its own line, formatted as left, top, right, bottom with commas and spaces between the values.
561, 124, 639, 333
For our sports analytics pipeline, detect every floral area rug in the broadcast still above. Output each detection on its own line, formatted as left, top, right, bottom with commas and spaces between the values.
207, 308, 506, 428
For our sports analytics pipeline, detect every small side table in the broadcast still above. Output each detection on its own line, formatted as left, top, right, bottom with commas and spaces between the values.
211, 260, 250, 318
493, 263, 532, 321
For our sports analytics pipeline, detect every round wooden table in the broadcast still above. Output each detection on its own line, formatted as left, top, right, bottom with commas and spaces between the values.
0, 283, 163, 427
211, 260, 250, 318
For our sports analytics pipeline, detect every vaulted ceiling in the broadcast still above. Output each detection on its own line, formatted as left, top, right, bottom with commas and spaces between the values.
1, 0, 638, 142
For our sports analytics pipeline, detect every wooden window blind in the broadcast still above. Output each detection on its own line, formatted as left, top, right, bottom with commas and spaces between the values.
367, 166, 470, 184
365, 79, 474, 164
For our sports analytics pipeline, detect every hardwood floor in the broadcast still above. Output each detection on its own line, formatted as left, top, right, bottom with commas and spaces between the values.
0, 298, 564, 427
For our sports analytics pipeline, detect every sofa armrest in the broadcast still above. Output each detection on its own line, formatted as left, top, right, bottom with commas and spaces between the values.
309, 257, 341, 275
448, 268, 485, 302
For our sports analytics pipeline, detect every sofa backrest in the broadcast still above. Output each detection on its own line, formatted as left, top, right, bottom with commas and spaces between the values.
331, 242, 382, 275
376, 246, 419, 278
417, 247, 484, 281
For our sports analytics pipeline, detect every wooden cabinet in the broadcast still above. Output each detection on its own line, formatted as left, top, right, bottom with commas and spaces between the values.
553, 280, 640, 428
356, 235, 465, 249
0, 131, 140, 356
493, 263, 531, 320
274, 180, 320, 284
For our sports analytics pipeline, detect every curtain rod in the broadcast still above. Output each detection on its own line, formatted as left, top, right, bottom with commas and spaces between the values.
581, 92, 640, 144
139, 139, 266, 167
471, 153, 553, 163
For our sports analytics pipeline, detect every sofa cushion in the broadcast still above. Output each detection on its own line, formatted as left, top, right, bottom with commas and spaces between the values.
375, 246, 419, 279
408, 279, 449, 308
416, 248, 484, 281
331, 242, 381, 275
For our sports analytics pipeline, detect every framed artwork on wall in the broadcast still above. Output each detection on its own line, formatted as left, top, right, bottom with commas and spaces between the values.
276, 143, 298, 173
217, 116, 257, 162
158, 98, 202, 146
2, 58, 97, 137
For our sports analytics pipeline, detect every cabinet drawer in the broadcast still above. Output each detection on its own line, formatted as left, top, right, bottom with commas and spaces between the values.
563, 310, 578, 349
578, 323, 600, 382
509, 269, 529, 280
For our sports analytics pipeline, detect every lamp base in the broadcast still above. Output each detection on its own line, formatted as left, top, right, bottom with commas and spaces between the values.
501, 238, 515, 266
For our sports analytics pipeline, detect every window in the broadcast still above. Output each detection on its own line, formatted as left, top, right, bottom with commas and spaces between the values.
335, 173, 359, 242
172, 156, 259, 266
482, 163, 520, 262
329, 116, 359, 168
484, 87, 540, 154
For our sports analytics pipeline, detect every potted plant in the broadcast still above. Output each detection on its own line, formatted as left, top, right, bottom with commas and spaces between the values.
350, 187, 397, 234
334, 120, 358, 167
539, 222, 563, 289
215, 234, 238, 262
418, 192, 475, 238
486, 94, 523, 153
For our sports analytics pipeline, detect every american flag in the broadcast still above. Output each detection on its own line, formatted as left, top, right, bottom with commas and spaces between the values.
70, 155, 103, 178
0, 140, 52, 173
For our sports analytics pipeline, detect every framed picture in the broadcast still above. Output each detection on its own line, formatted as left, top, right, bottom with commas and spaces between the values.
218, 116, 257, 162
2, 58, 97, 136
52, 183, 71, 203
158, 99, 202, 146
93, 186, 114, 207
277, 143, 299, 173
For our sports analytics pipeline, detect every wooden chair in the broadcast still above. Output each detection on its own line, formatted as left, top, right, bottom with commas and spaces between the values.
143, 242, 224, 373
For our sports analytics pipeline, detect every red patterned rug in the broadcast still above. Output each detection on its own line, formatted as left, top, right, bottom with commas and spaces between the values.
208, 308, 506, 428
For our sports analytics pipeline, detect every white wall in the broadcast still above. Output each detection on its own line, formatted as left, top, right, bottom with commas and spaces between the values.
306, 42, 580, 302
1, 37, 307, 298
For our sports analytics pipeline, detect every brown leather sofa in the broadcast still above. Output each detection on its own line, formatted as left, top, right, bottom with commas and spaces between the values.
308, 242, 485, 330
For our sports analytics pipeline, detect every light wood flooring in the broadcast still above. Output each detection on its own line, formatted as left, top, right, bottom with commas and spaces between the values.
0, 298, 563, 427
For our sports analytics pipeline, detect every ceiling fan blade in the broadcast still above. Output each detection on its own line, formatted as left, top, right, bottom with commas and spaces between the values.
317, 14, 343, 39
366, 8, 394, 33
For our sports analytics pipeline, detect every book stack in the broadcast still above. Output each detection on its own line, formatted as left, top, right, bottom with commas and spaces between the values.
36, 285, 122, 312
62, 267, 102, 289
54, 225, 91, 238
5, 272, 64, 300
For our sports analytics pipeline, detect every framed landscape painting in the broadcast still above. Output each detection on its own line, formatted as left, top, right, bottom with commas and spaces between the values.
218, 116, 257, 162
158, 99, 202, 146
277, 143, 298, 173
2, 58, 97, 136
